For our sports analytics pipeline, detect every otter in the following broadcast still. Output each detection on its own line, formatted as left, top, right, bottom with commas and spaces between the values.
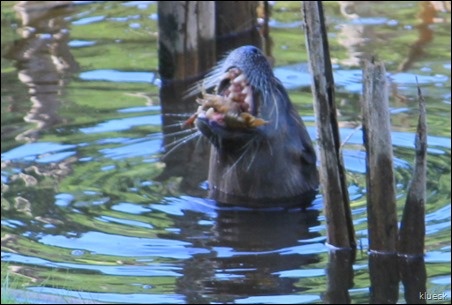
193, 45, 319, 208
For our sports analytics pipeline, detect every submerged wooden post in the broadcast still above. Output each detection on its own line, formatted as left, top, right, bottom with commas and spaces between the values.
361, 59, 398, 252
398, 84, 427, 255
398, 85, 427, 304
302, 1, 355, 250
158, 1, 216, 81
362, 59, 399, 304
324, 249, 354, 303
157, 2, 216, 192
399, 256, 427, 304
368, 253, 399, 303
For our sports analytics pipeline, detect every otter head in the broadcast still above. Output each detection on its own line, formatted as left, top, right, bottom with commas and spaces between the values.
195, 45, 319, 208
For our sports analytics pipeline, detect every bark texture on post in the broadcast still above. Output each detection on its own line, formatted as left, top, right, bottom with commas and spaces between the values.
368, 253, 399, 304
215, 1, 262, 58
398, 85, 427, 256
361, 59, 398, 252
302, 1, 355, 249
399, 256, 427, 304
398, 85, 427, 304
324, 248, 354, 304
158, 1, 216, 81
362, 59, 399, 304
157, 2, 216, 196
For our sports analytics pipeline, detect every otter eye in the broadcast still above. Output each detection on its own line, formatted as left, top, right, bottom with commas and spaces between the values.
250, 47, 259, 54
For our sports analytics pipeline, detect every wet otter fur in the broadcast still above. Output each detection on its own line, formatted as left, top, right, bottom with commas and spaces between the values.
195, 45, 319, 207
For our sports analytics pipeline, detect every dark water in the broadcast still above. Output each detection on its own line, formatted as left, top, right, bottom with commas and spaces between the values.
1, 1, 450, 304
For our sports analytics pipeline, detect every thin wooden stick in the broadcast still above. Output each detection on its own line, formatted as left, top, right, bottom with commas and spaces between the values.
398, 81, 427, 255
302, 1, 355, 249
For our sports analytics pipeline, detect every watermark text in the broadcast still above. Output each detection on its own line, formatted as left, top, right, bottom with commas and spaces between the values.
419, 292, 449, 301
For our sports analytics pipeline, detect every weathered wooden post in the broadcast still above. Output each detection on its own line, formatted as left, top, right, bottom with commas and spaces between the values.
398, 256, 427, 304
398, 84, 427, 256
157, 2, 216, 191
259, 1, 272, 58
215, 1, 262, 57
158, 1, 216, 82
323, 248, 354, 304
361, 59, 399, 304
398, 85, 427, 304
302, 1, 355, 250
303, 3, 356, 302
362, 59, 398, 253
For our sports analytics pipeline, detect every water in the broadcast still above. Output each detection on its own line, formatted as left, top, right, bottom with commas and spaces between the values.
1, 1, 450, 303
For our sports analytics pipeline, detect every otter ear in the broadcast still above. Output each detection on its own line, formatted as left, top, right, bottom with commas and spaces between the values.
286, 107, 317, 166
300, 143, 317, 166
296, 120, 317, 166
288, 137, 316, 166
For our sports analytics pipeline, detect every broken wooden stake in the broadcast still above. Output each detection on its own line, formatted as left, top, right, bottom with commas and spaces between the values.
398, 83, 427, 256
398, 83, 428, 304
302, 1, 355, 250
361, 59, 398, 253
362, 58, 399, 304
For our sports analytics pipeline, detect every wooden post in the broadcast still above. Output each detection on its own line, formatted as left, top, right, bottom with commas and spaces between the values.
362, 59, 399, 304
324, 249, 354, 303
399, 256, 427, 304
302, 1, 355, 249
259, 1, 273, 58
158, 1, 216, 81
361, 59, 398, 252
398, 85, 427, 304
398, 84, 427, 255
368, 253, 399, 303
157, 2, 216, 192
215, 1, 262, 57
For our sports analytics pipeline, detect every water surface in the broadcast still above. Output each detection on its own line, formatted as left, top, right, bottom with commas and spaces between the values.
1, 1, 450, 304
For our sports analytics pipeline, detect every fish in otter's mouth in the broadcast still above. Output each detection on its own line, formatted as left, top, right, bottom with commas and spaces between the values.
185, 45, 319, 208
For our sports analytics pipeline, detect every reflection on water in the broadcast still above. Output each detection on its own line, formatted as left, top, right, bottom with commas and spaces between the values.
5, 1, 79, 142
174, 207, 322, 304
1, 1, 451, 304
